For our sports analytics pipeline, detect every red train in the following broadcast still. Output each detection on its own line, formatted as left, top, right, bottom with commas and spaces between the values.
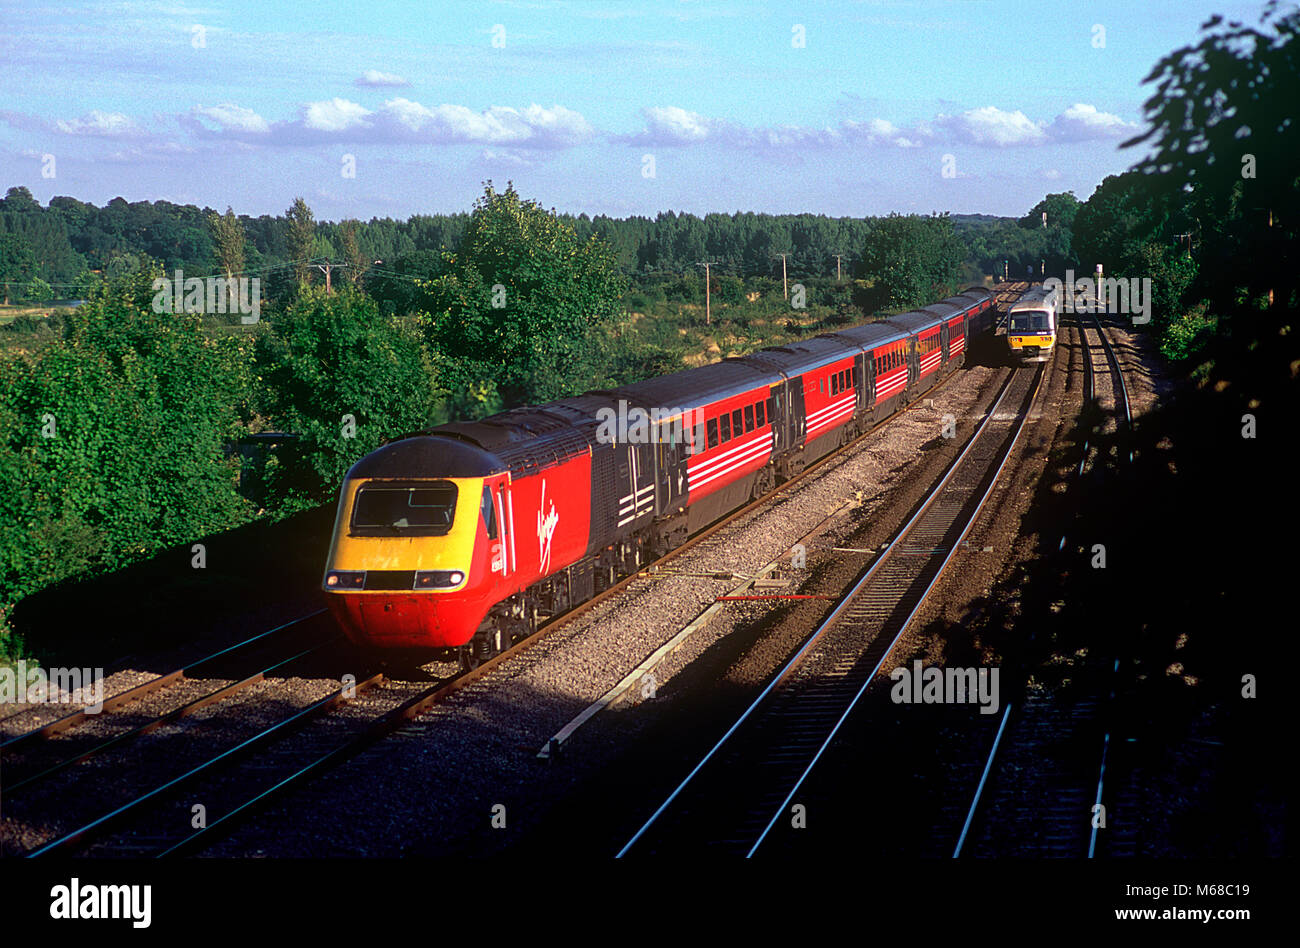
323, 287, 998, 666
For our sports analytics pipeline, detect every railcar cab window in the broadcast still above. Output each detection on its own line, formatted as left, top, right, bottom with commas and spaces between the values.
352, 481, 458, 536
1011, 312, 1050, 332
756, 401, 766, 427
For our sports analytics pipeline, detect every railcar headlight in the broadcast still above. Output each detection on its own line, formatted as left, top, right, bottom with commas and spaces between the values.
325, 570, 365, 589
415, 570, 466, 588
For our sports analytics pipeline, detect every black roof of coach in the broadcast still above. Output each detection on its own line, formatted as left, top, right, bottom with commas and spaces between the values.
348, 435, 505, 479
613, 358, 779, 412
919, 302, 961, 319
742, 335, 859, 376
881, 310, 944, 334
433, 406, 592, 478
827, 321, 910, 350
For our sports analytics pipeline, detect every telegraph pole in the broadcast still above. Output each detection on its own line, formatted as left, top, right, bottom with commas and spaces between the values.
778, 253, 789, 299
699, 261, 711, 326
315, 261, 335, 292
833, 254, 843, 282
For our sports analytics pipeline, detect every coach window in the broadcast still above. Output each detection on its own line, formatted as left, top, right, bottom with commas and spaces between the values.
707, 418, 719, 449
732, 408, 743, 435
720, 413, 731, 442
756, 401, 766, 426
744, 405, 755, 432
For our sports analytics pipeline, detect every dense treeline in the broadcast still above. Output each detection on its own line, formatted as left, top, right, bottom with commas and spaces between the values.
1, 185, 1040, 305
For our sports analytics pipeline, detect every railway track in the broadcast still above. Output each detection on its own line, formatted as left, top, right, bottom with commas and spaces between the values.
0, 609, 330, 749
618, 362, 1043, 857
952, 311, 1136, 859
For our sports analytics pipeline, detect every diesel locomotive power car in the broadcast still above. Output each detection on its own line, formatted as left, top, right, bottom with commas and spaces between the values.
323, 287, 998, 667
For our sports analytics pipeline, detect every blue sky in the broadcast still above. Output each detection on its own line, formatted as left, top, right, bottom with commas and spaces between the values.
0, 0, 1275, 220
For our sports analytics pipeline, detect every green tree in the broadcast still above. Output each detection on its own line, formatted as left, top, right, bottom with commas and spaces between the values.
0, 232, 36, 304
285, 197, 316, 288
209, 206, 246, 278
339, 220, 367, 287
1072, 172, 1172, 277
1123, 3, 1300, 317
255, 286, 443, 508
420, 182, 627, 405
853, 214, 966, 312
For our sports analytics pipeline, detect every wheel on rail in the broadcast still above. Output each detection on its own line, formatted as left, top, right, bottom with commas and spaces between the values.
458, 625, 504, 673
457, 645, 481, 673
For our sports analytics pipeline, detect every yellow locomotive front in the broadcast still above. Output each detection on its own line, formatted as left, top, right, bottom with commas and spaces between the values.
321, 437, 509, 651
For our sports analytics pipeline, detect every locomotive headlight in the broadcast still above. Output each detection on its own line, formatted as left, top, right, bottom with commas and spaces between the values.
415, 570, 466, 588
325, 570, 365, 589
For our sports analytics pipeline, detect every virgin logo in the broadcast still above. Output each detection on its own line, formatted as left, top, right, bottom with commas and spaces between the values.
537, 480, 559, 574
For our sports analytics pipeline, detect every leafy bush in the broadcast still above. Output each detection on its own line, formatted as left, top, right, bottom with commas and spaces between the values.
1159, 301, 1216, 363
255, 286, 443, 509
0, 265, 254, 607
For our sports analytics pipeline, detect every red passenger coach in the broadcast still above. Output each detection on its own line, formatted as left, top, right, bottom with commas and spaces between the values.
918, 326, 942, 378
873, 341, 909, 403
686, 385, 775, 503
946, 314, 966, 361
802, 354, 857, 443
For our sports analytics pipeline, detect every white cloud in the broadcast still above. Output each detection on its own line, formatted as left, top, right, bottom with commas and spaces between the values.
629, 107, 924, 150
192, 103, 269, 134
842, 118, 922, 148
302, 98, 373, 132
634, 106, 716, 144
1047, 103, 1138, 142
355, 69, 411, 88
55, 110, 141, 138
514, 103, 593, 146
935, 106, 1047, 147
323, 99, 592, 147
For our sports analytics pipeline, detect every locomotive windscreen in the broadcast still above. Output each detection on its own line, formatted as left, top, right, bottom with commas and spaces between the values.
351, 481, 458, 535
